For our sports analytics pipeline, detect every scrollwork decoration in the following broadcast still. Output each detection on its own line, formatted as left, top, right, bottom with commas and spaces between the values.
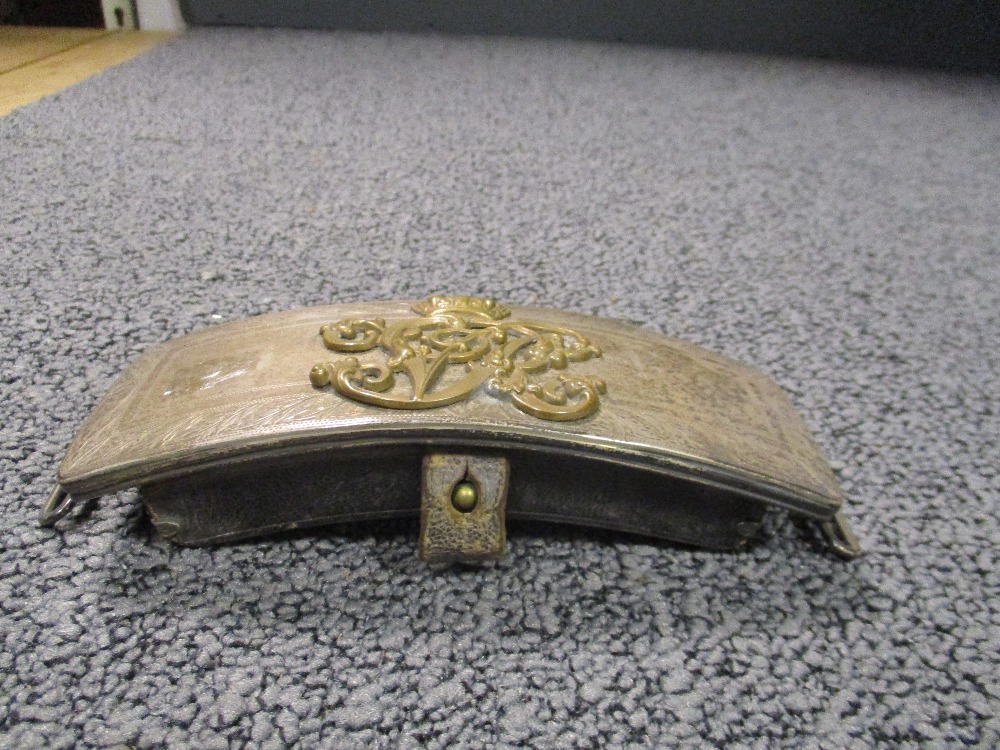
310, 296, 606, 421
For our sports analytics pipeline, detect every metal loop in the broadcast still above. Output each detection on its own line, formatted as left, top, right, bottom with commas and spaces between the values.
819, 511, 862, 559
38, 486, 74, 527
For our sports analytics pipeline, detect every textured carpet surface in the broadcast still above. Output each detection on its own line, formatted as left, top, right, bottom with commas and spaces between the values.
2, 28, 999, 749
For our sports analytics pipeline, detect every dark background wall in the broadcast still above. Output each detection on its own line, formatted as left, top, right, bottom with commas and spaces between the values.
2, 1, 995, 73
0, 0, 102, 26
179, 0, 1000, 74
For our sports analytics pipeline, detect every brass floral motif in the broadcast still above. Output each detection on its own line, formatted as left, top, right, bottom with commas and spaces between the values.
309, 296, 606, 421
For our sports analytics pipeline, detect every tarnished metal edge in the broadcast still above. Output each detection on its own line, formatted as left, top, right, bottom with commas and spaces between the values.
54, 425, 843, 519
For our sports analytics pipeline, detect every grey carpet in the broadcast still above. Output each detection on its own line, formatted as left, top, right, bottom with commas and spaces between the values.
2, 28, 999, 749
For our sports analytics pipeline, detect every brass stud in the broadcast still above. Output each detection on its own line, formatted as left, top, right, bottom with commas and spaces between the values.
309, 364, 331, 387
451, 481, 478, 513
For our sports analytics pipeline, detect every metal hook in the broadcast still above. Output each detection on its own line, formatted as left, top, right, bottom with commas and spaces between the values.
819, 511, 862, 559
38, 486, 75, 527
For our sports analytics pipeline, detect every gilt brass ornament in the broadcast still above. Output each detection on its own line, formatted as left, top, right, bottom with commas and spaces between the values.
309, 296, 607, 422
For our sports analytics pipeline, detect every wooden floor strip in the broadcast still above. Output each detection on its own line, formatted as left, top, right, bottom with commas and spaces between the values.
0, 28, 176, 116
0, 27, 111, 74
